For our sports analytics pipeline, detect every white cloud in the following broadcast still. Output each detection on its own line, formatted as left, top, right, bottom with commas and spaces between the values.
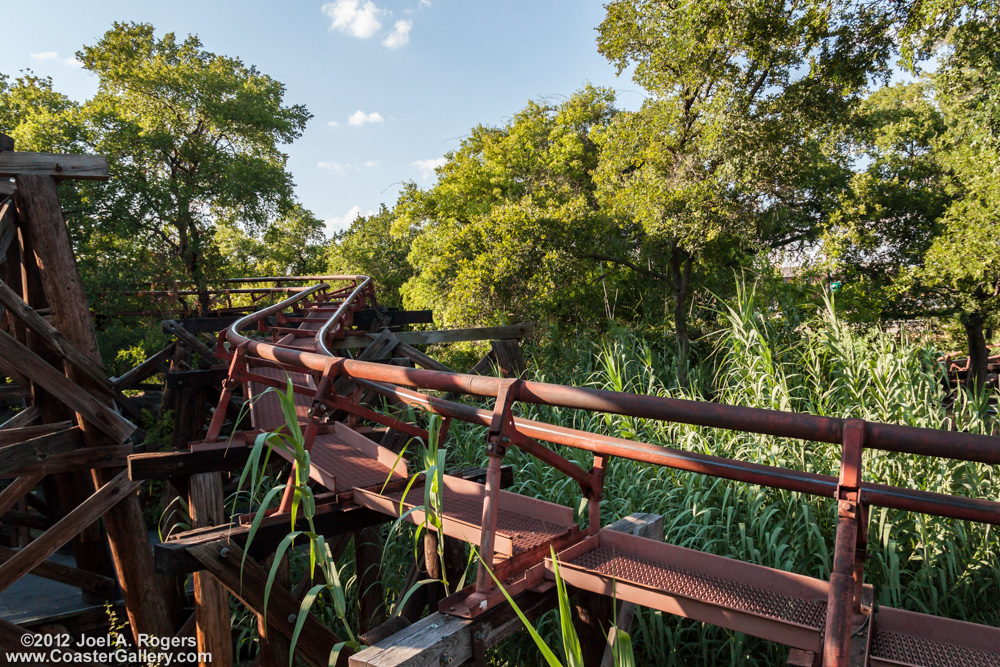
322, 0, 383, 39
347, 110, 384, 126
324, 205, 375, 233
318, 160, 350, 176
382, 20, 412, 49
419, 0, 431, 6
411, 157, 447, 179
327, 120, 339, 127
64, 57, 84, 68
364, 160, 380, 168
30, 51, 58, 60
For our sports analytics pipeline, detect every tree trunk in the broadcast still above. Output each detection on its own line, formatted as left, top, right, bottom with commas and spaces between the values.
963, 311, 989, 392
668, 243, 693, 385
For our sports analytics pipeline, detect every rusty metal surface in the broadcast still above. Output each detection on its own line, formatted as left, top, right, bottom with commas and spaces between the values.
309, 434, 404, 491
246, 365, 313, 431
382, 481, 574, 556
571, 547, 826, 630
870, 630, 1000, 667
208, 275, 1000, 663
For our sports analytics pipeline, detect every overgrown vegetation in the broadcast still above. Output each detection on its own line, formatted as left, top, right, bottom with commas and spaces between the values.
227, 285, 997, 665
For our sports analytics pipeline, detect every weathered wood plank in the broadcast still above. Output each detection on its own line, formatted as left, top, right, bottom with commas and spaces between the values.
189, 472, 234, 667
188, 541, 349, 667
0, 134, 13, 152
128, 446, 252, 480
0, 420, 73, 446
0, 470, 139, 593
0, 152, 109, 180
0, 330, 134, 442
3, 443, 131, 478
161, 320, 218, 364
111, 341, 176, 390
0, 406, 38, 429
0, 544, 117, 597
0, 427, 82, 477
326, 323, 534, 350
0, 472, 45, 516
16, 172, 170, 639
0, 280, 112, 392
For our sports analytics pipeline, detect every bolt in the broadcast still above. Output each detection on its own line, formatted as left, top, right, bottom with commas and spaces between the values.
287, 613, 297, 623
219, 547, 230, 558
474, 631, 485, 643
439, 655, 453, 666
840, 501, 852, 512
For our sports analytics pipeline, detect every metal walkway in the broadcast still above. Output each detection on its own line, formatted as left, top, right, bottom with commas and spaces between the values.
183, 276, 1000, 666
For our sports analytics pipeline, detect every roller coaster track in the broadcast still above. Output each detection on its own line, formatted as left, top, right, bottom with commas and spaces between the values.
183, 276, 1000, 666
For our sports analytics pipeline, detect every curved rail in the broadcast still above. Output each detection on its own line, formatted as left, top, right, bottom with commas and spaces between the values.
223, 281, 1000, 465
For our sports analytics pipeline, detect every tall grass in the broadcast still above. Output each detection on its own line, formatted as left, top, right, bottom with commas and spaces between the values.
447, 285, 998, 666
226, 285, 998, 666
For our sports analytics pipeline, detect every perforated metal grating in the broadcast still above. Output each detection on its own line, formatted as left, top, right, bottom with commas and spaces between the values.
247, 366, 314, 431
308, 434, 405, 491
871, 629, 1000, 667
568, 548, 827, 630
387, 485, 573, 555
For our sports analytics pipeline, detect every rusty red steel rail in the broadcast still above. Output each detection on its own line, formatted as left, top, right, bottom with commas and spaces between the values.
216, 276, 1000, 667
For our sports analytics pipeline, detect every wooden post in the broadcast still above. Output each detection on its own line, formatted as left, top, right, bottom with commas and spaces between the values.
13, 172, 173, 639
16, 213, 113, 578
188, 472, 234, 667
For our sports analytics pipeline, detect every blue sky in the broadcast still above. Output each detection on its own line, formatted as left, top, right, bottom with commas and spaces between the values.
1, 1, 644, 235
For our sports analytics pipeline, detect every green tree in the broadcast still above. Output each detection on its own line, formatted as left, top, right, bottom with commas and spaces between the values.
827, 20, 1000, 389
216, 205, 327, 278
75, 22, 311, 311
592, 0, 870, 372
392, 86, 630, 327
0, 72, 82, 153
327, 206, 414, 308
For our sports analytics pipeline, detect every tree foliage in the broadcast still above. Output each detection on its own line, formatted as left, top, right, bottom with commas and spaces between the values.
392, 86, 632, 327
74, 22, 311, 310
326, 206, 414, 308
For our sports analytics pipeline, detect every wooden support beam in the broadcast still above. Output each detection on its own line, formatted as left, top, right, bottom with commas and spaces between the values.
0, 331, 133, 442
111, 341, 176, 390
326, 323, 534, 350
0, 133, 13, 152
0, 472, 44, 516
188, 541, 349, 667
128, 445, 252, 480
14, 172, 171, 641
355, 527, 387, 634
0, 406, 38, 429
258, 552, 291, 667
155, 504, 389, 575
0, 544, 117, 596
4, 444, 131, 479
0, 280, 112, 393
161, 320, 218, 365
0, 420, 72, 446
0, 470, 138, 592
189, 472, 234, 667
0, 152, 109, 180
0, 427, 82, 477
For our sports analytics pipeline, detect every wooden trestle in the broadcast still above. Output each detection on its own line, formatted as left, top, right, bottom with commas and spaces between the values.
125, 275, 1000, 667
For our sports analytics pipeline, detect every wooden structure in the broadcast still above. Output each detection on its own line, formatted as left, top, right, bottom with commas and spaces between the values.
0, 137, 174, 649
2, 136, 1000, 667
